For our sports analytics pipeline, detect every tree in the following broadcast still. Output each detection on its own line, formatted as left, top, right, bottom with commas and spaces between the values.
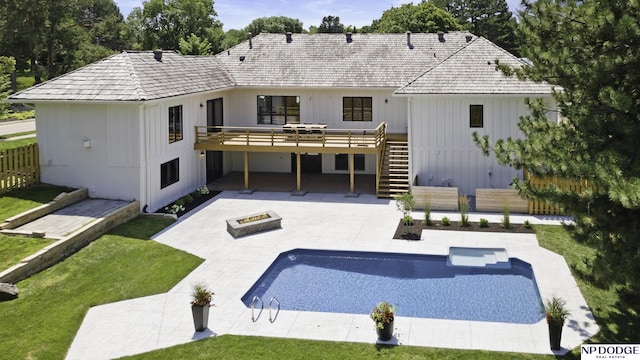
221, 29, 248, 50
0, 56, 16, 115
179, 33, 212, 55
244, 16, 304, 36
446, 0, 520, 54
474, 0, 640, 309
133, 0, 224, 52
371, 2, 461, 33
317, 15, 345, 33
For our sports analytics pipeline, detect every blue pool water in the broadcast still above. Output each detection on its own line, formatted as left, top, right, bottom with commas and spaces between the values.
242, 249, 544, 324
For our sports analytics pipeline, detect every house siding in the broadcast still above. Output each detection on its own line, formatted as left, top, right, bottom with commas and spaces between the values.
36, 103, 141, 200
142, 95, 207, 212
408, 95, 556, 195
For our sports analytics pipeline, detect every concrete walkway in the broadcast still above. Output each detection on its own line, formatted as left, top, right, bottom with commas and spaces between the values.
66, 191, 597, 359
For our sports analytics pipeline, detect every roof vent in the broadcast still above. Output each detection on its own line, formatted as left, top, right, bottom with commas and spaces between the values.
346, 32, 352, 43
153, 49, 162, 61
465, 34, 473, 42
406, 31, 414, 49
286, 32, 292, 43
247, 32, 253, 49
240, 56, 245, 62
438, 32, 445, 43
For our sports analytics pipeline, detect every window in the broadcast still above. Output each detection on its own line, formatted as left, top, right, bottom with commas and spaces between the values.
257, 96, 300, 125
470, 105, 483, 128
343, 97, 372, 121
161, 158, 179, 189
168, 105, 183, 143
335, 154, 365, 171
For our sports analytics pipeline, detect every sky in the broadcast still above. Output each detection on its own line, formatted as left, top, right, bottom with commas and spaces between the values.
114, 0, 523, 31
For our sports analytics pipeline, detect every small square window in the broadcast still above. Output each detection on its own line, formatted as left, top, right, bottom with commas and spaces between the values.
470, 105, 483, 128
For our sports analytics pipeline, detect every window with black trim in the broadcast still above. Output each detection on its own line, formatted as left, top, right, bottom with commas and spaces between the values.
335, 154, 365, 171
343, 97, 372, 121
161, 158, 179, 189
470, 105, 483, 128
168, 105, 183, 143
257, 95, 300, 125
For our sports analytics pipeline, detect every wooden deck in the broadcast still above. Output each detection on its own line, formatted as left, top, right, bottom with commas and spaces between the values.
194, 123, 386, 154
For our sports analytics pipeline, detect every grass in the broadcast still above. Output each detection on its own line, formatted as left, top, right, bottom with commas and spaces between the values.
123, 335, 546, 360
0, 109, 35, 121
0, 136, 37, 150
0, 130, 36, 139
0, 216, 202, 360
0, 184, 72, 220
0, 235, 54, 271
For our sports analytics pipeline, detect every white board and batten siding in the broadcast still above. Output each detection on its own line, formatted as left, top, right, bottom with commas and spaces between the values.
36, 103, 141, 201
143, 95, 209, 212
408, 95, 556, 195
224, 88, 406, 174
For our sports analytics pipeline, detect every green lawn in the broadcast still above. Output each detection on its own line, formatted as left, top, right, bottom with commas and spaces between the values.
0, 235, 54, 271
0, 136, 37, 150
0, 216, 202, 360
0, 130, 36, 139
0, 184, 72, 220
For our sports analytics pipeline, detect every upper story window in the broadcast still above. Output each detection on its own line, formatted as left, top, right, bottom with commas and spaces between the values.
343, 97, 372, 121
160, 158, 179, 189
168, 105, 183, 143
470, 104, 483, 128
257, 95, 300, 125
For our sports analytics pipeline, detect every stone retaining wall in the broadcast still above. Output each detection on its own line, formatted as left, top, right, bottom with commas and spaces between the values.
0, 200, 140, 284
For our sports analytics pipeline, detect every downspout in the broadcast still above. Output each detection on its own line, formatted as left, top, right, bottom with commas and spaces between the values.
139, 104, 148, 212
407, 97, 413, 191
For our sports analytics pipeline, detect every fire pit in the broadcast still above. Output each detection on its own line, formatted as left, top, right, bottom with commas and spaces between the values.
226, 210, 282, 238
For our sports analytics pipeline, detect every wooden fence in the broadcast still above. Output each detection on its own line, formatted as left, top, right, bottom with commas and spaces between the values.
0, 143, 40, 194
524, 170, 590, 215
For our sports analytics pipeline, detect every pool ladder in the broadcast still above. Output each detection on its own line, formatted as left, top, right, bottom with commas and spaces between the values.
250, 296, 280, 323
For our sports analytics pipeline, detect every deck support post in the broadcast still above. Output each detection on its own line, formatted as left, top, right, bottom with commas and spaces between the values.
244, 151, 249, 189
349, 153, 355, 193
296, 152, 301, 192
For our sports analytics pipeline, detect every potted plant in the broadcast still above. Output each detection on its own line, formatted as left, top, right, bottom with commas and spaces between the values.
191, 283, 214, 332
370, 301, 396, 341
544, 296, 570, 350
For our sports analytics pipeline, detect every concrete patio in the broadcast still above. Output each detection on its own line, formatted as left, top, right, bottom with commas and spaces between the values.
65, 191, 598, 359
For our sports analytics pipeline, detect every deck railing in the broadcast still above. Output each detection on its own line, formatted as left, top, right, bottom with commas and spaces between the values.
195, 122, 387, 150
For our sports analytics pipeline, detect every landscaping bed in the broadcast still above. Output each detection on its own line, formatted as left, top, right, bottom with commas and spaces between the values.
155, 188, 220, 218
393, 219, 536, 240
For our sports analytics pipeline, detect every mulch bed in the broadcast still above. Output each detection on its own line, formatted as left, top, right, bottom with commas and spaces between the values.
393, 219, 536, 240
154, 190, 221, 218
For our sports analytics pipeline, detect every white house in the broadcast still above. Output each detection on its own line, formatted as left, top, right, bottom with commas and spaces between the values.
9, 32, 556, 212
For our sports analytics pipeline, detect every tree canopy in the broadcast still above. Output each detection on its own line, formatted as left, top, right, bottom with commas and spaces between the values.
370, 2, 462, 33
474, 0, 640, 310
126, 0, 224, 53
445, 0, 520, 54
317, 15, 345, 33
0, 56, 16, 115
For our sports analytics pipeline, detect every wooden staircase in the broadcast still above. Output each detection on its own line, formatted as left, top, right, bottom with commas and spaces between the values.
377, 138, 410, 198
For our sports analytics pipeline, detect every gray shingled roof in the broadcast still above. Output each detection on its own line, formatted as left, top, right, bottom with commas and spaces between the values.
395, 37, 555, 95
9, 51, 235, 102
216, 32, 475, 88
9, 33, 554, 102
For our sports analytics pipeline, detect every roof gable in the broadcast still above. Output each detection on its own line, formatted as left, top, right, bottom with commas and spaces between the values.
395, 37, 555, 95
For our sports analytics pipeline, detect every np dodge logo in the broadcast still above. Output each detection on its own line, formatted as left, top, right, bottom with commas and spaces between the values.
581, 344, 640, 359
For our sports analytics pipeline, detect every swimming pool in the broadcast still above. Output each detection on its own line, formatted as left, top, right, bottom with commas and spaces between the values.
242, 249, 544, 324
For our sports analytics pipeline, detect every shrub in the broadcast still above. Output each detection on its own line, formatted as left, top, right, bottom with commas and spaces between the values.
184, 194, 194, 203
479, 218, 489, 228
501, 202, 512, 229
423, 196, 432, 226
403, 215, 413, 226
175, 198, 186, 206
524, 220, 532, 229
441, 217, 451, 226
459, 194, 470, 227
